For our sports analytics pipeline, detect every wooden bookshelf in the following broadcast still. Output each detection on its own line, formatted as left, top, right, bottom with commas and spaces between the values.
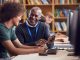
21, 0, 80, 34
52, 0, 80, 33
54, 17, 67, 20
1, 0, 80, 34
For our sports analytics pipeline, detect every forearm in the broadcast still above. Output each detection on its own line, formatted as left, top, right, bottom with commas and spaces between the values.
13, 39, 38, 49
11, 47, 39, 55
20, 44, 38, 49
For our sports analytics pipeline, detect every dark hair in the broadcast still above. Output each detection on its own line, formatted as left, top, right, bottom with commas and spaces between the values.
0, 2, 25, 23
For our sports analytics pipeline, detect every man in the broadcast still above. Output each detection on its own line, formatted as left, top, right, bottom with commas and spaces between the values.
16, 7, 54, 49
0, 2, 45, 59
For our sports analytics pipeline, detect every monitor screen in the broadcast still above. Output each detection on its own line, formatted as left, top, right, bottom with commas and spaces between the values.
68, 10, 78, 45
74, 8, 80, 56
68, 9, 80, 56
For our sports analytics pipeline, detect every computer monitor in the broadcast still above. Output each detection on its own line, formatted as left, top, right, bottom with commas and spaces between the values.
68, 10, 77, 45
68, 8, 80, 56
74, 8, 80, 56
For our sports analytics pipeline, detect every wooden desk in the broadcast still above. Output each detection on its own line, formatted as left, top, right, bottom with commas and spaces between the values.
12, 50, 79, 60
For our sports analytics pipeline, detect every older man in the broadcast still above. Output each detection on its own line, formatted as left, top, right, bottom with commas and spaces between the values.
16, 7, 54, 49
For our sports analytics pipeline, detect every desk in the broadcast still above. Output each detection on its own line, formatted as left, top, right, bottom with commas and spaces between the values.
12, 50, 79, 60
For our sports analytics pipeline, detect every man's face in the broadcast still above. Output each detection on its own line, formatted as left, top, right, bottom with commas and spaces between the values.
28, 11, 40, 26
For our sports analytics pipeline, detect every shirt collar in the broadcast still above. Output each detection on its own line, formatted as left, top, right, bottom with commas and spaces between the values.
26, 21, 38, 27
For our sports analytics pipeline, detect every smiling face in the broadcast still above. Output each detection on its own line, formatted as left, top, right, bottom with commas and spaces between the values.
45, 15, 53, 24
28, 11, 39, 26
45, 12, 53, 24
28, 7, 42, 26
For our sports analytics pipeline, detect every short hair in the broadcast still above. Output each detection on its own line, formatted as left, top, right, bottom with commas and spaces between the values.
0, 2, 25, 23
29, 7, 42, 18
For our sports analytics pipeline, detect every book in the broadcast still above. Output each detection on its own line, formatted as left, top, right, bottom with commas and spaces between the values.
47, 0, 52, 4
65, 0, 69, 4
60, 0, 65, 4
41, 0, 49, 4
61, 22, 67, 31
34, 0, 41, 5
55, 22, 62, 31
38, 0, 42, 5
56, 9, 60, 17
60, 10, 65, 17
54, 0, 59, 4
54, 42, 73, 50
29, 0, 34, 5
62, 9, 69, 17
69, 0, 71, 4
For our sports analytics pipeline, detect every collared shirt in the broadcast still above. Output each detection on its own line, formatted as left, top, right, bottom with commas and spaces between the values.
26, 21, 38, 27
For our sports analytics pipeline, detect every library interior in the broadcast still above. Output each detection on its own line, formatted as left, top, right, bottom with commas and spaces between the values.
0, 0, 80, 60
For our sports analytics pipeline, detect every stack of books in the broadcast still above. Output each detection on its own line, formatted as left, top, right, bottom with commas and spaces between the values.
53, 35, 73, 50
54, 42, 73, 50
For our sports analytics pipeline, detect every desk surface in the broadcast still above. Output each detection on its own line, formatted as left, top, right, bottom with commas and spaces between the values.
12, 50, 79, 60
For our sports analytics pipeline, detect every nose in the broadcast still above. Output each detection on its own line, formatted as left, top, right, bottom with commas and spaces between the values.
18, 17, 22, 21
19, 17, 21, 20
32, 16, 36, 19
19, 19, 21, 21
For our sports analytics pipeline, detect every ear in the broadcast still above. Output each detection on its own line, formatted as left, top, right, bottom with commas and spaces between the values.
28, 10, 31, 18
11, 17, 16, 23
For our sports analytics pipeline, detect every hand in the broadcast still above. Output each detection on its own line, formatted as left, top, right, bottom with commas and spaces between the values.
48, 35, 55, 44
36, 39, 47, 46
37, 46, 46, 53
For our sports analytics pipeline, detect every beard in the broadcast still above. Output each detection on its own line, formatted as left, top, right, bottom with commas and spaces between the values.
28, 19, 38, 26
28, 20, 36, 26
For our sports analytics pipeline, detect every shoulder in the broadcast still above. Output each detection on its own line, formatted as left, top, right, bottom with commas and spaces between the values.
39, 22, 48, 30
38, 21, 47, 27
16, 23, 26, 29
15, 23, 27, 33
0, 24, 7, 34
0, 23, 5, 30
0, 24, 11, 41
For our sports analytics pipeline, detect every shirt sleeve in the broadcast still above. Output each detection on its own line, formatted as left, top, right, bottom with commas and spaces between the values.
11, 28, 17, 41
45, 23, 55, 36
44, 24, 50, 40
0, 30, 10, 42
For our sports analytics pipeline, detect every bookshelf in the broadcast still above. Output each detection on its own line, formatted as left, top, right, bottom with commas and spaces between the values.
0, 0, 80, 34
21, 0, 80, 34
52, 0, 80, 34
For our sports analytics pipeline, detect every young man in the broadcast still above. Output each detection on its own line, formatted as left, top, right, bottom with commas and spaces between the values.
0, 2, 45, 59
16, 7, 54, 49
